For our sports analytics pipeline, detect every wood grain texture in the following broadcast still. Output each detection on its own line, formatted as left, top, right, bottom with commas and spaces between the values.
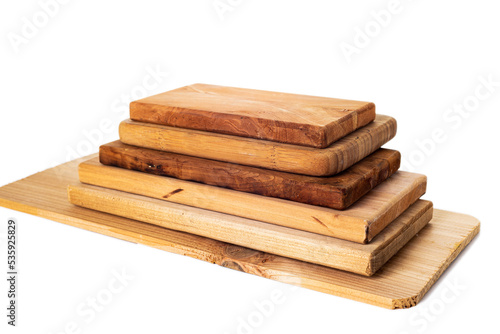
0, 156, 480, 308
68, 182, 431, 275
99, 142, 401, 210
119, 115, 397, 176
130, 83, 376, 148
80, 157, 424, 243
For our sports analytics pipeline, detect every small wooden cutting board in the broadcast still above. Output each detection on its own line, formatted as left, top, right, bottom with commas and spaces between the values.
119, 115, 396, 176
79, 157, 424, 243
130, 84, 376, 148
99, 141, 401, 210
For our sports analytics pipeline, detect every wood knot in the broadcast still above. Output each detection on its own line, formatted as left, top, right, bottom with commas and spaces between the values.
223, 245, 260, 259
221, 260, 245, 272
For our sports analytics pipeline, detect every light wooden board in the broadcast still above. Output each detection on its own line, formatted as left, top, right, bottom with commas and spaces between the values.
80, 157, 424, 243
119, 115, 397, 176
0, 156, 479, 308
130, 83, 376, 148
100, 142, 401, 210
68, 183, 431, 275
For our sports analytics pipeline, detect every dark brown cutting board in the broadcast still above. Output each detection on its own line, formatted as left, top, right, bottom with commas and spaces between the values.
130, 84, 376, 148
100, 141, 401, 210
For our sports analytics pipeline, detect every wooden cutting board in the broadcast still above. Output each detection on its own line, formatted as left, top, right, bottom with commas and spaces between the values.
80, 157, 424, 243
68, 182, 431, 275
120, 115, 396, 176
130, 84, 376, 148
99, 141, 401, 210
0, 156, 480, 308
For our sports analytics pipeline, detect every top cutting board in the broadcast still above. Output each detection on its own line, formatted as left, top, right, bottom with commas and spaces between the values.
130, 84, 376, 148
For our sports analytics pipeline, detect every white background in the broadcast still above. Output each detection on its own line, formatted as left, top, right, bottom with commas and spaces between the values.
1, 0, 498, 333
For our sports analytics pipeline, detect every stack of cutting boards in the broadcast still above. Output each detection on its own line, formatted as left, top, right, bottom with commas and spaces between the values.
68, 83, 431, 276
0, 83, 479, 309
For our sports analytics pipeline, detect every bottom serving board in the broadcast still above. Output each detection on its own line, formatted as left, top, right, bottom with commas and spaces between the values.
0, 155, 480, 309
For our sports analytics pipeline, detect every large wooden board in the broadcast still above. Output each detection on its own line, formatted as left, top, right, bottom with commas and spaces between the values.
99, 142, 401, 210
68, 183, 431, 275
130, 84, 376, 148
0, 156, 479, 308
80, 157, 424, 243
0, 153, 428, 275
119, 115, 397, 176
